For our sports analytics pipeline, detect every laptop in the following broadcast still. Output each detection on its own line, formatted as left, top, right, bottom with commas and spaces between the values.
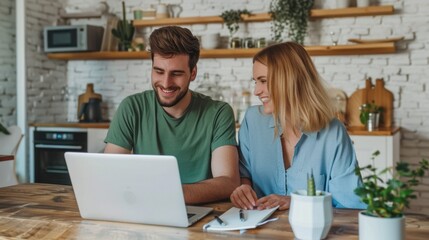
64, 152, 213, 227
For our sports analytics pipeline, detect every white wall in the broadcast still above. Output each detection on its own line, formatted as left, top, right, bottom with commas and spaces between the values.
28, 0, 429, 213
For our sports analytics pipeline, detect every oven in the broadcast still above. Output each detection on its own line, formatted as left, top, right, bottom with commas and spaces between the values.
33, 128, 87, 185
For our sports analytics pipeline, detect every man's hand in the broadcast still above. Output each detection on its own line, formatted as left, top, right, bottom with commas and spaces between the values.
230, 184, 258, 210
256, 194, 291, 210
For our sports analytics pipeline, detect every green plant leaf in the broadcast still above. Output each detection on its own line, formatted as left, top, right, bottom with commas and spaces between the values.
354, 150, 428, 218
269, 0, 314, 44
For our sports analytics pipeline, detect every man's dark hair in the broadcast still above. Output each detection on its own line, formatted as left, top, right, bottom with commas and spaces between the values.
149, 26, 200, 71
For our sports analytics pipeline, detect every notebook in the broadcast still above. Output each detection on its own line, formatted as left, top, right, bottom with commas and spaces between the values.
64, 152, 213, 227
203, 206, 279, 231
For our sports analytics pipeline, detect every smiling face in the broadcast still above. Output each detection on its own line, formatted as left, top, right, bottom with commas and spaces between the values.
253, 60, 273, 114
151, 53, 196, 111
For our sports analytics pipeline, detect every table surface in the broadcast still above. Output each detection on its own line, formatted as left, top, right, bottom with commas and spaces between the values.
0, 184, 428, 240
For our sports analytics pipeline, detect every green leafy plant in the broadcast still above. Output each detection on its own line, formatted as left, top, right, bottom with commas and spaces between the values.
359, 102, 382, 125
0, 122, 10, 135
220, 9, 251, 37
355, 151, 429, 218
269, 0, 314, 44
111, 1, 135, 51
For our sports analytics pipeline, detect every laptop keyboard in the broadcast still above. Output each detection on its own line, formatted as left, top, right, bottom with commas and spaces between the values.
187, 213, 196, 219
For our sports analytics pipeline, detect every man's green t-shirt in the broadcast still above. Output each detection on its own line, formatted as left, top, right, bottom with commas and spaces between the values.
105, 90, 237, 183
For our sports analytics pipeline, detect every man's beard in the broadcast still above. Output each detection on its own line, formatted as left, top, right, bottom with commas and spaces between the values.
153, 85, 188, 108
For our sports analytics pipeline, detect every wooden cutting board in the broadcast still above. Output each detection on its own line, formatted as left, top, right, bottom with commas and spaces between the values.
346, 78, 393, 128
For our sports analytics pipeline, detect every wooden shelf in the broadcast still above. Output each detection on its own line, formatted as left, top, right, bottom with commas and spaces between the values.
133, 6, 394, 27
46, 43, 396, 60
47, 51, 150, 60
310, 5, 394, 19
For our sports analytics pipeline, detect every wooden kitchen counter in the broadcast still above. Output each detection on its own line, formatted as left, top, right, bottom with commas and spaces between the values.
1, 184, 428, 239
347, 126, 400, 136
0, 155, 14, 161
30, 122, 110, 129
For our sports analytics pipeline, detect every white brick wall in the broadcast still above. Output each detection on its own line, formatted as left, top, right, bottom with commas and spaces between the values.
25, 0, 429, 214
26, 0, 68, 123
0, 0, 16, 126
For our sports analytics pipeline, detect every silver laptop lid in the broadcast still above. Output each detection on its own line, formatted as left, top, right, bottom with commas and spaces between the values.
65, 152, 192, 227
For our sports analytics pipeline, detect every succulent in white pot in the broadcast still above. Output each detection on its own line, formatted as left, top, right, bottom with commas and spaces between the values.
289, 170, 333, 240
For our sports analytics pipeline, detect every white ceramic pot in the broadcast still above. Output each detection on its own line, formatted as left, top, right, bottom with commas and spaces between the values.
359, 211, 405, 240
289, 190, 333, 240
357, 0, 370, 7
336, 0, 350, 8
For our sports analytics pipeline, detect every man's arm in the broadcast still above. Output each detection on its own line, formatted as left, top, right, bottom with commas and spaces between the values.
104, 143, 131, 154
182, 145, 240, 204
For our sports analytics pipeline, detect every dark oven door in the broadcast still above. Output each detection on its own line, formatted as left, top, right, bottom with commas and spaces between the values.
34, 130, 87, 185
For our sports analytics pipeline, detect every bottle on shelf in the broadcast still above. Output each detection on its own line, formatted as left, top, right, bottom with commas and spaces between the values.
236, 88, 251, 124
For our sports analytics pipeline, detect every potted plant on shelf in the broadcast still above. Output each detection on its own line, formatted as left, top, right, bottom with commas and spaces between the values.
220, 9, 251, 48
355, 151, 429, 240
269, 0, 314, 44
111, 1, 135, 51
359, 102, 382, 131
289, 169, 333, 240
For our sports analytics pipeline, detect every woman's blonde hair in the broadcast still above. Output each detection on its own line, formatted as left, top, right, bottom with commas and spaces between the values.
253, 42, 334, 135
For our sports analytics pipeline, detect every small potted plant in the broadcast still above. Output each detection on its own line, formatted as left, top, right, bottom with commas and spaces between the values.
112, 1, 135, 51
355, 151, 429, 240
289, 170, 333, 240
269, 0, 314, 44
220, 9, 251, 48
359, 102, 382, 131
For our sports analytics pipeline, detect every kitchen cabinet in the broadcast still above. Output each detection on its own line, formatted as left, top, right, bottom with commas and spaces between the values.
349, 128, 400, 182
47, 5, 396, 60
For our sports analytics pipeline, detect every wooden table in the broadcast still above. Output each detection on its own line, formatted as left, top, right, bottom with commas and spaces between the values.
0, 184, 428, 239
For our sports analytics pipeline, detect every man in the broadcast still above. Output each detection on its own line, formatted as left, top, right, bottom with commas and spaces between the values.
104, 26, 240, 204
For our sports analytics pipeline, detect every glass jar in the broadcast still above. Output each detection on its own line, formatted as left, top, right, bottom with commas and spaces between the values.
236, 90, 251, 124
243, 37, 254, 48
230, 37, 242, 49
255, 38, 266, 48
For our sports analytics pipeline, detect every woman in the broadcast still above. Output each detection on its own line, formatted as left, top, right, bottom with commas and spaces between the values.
230, 42, 365, 210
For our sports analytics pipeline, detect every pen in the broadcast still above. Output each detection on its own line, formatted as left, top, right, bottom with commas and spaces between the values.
214, 215, 227, 226
239, 209, 246, 222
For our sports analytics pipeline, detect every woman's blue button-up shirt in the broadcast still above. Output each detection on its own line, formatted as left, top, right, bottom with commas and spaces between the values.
238, 106, 366, 209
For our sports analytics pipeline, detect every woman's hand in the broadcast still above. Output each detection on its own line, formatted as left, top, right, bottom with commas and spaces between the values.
256, 194, 291, 210
230, 184, 258, 210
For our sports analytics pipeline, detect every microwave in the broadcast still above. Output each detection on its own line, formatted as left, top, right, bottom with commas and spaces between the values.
44, 25, 104, 53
